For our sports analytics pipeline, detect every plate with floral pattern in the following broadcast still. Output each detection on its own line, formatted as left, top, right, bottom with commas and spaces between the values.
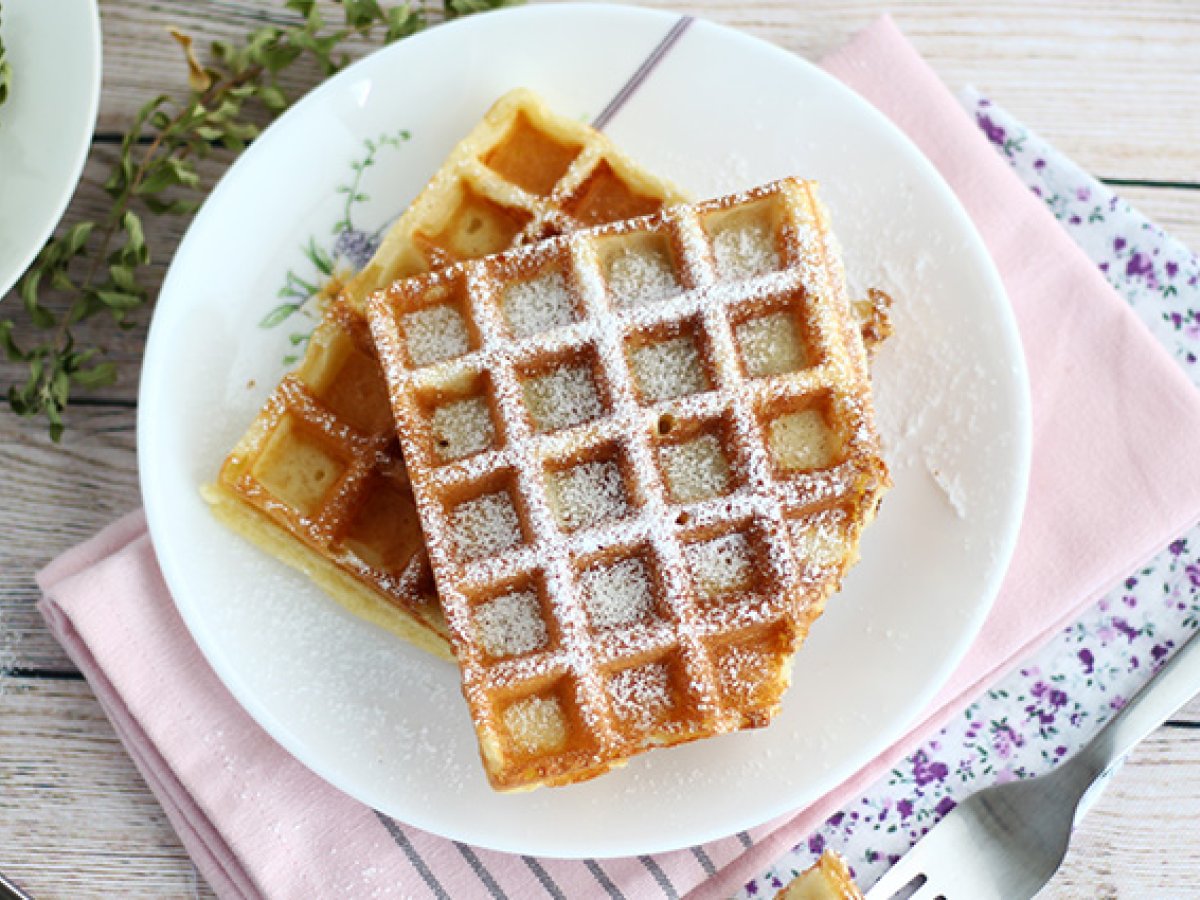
138, 3, 1030, 858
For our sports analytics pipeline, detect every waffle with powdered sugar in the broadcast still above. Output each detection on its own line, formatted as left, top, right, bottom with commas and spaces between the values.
204, 89, 687, 659
368, 177, 890, 790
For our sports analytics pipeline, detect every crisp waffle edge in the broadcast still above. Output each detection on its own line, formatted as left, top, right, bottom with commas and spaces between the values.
200, 481, 456, 662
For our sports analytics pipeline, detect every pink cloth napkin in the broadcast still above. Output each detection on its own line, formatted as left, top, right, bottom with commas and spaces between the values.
37, 16, 1200, 900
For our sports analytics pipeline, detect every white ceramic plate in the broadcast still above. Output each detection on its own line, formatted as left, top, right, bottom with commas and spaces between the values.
139, 4, 1030, 859
0, 0, 102, 299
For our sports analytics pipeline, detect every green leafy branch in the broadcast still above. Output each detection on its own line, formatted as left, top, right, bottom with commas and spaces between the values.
1, 0, 520, 441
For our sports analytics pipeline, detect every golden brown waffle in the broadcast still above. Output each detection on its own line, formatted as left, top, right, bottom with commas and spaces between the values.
205, 89, 686, 656
367, 178, 890, 790
203, 300, 450, 655
776, 852, 864, 900
340, 87, 686, 313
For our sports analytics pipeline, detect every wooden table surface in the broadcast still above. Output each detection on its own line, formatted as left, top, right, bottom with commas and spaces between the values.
2, 1, 1198, 897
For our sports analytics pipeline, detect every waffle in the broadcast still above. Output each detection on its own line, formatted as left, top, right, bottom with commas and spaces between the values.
204, 89, 686, 657
340, 87, 686, 314
367, 177, 890, 789
776, 852, 864, 900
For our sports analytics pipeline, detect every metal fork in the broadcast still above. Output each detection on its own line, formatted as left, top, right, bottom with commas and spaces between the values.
866, 625, 1200, 900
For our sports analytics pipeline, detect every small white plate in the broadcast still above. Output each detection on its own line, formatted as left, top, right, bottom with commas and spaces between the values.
139, 4, 1030, 859
0, 0, 102, 299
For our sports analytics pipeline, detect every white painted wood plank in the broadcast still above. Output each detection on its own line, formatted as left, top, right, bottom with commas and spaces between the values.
1176, 693, 1200, 725
601, 0, 1200, 182
0, 405, 138, 672
0, 677, 216, 899
92, 1, 1200, 179
1112, 185, 1200, 255
1043, 725, 1200, 897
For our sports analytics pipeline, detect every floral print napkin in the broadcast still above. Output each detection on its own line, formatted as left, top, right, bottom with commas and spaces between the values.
737, 90, 1200, 897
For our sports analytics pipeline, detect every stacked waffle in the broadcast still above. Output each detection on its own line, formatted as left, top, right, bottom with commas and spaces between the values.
204, 89, 686, 661
207, 89, 889, 791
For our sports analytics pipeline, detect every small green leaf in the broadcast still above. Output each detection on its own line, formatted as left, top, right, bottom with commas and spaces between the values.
259, 84, 289, 112
61, 221, 96, 256
303, 238, 335, 276
95, 290, 144, 311
260, 303, 300, 328
0, 321, 28, 361
342, 0, 385, 30
109, 263, 139, 293
72, 360, 118, 388
18, 270, 57, 329
143, 195, 202, 216
285, 0, 319, 20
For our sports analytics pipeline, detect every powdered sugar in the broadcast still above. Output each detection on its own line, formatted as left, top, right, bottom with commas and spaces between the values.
686, 533, 753, 599
607, 248, 680, 307
609, 662, 672, 730
628, 336, 709, 402
789, 508, 850, 571
503, 695, 567, 754
474, 589, 548, 658
660, 435, 731, 503
451, 491, 522, 559
502, 270, 577, 338
580, 556, 655, 629
547, 459, 629, 532
401, 305, 471, 366
712, 224, 779, 280
736, 312, 807, 377
431, 397, 495, 461
768, 410, 838, 471
522, 364, 603, 432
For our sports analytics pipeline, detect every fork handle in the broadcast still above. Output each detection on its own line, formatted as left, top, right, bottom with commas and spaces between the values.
1078, 625, 1200, 779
